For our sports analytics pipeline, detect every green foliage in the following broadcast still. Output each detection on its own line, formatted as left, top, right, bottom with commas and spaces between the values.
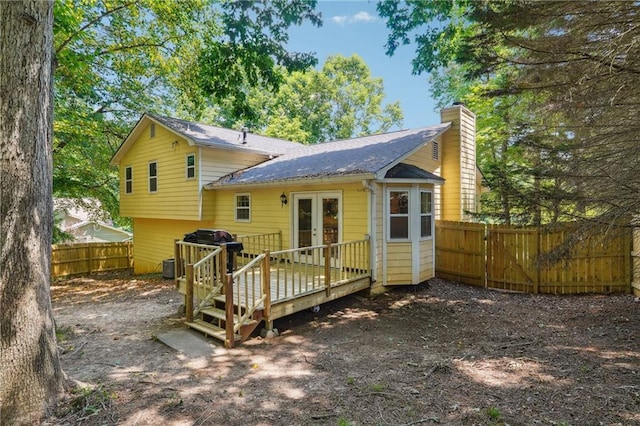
213, 54, 403, 144
486, 405, 502, 421
379, 1, 640, 226
52, 0, 320, 221
69, 385, 114, 418
195, 1, 320, 120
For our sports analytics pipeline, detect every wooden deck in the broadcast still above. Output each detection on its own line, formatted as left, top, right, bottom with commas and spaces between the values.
175, 237, 371, 346
178, 263, 370, 319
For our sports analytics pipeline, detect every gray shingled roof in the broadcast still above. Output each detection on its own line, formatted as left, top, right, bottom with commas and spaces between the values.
208, 123, 451, 187
149, 114, 301, 156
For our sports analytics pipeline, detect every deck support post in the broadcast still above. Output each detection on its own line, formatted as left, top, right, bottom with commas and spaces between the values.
324, 244, 332, 297
219, 246, 228, 288
174, 239, 181, 288
262, 250, 271, 323
224, 273, 235, 348
185, 264, 194, 323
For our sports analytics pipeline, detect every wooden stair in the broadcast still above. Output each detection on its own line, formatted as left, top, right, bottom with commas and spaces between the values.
186, 296, 264, 347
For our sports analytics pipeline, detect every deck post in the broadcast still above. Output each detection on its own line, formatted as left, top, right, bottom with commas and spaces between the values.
185, 263, 194, 323
219, 245, 228, 289
224, 273, 235, 348
174, 239, 181, 288
262, 251, 271, 325
324, 244, 331, 297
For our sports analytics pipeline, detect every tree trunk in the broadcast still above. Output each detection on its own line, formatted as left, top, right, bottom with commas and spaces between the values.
0, 1, 62, 424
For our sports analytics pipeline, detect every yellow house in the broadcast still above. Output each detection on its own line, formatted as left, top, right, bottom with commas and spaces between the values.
110, 104, 477, 344
110, 104, 476, 287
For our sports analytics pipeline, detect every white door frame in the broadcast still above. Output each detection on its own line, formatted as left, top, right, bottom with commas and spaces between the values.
292, 191, 342, 263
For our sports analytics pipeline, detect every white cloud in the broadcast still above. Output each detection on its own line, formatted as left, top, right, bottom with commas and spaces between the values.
330, 11, 377, 25
352, 11, 377, 23
331, 15, 348, 25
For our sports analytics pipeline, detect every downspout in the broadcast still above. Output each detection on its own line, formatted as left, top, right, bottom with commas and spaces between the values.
361, 180, 377, 283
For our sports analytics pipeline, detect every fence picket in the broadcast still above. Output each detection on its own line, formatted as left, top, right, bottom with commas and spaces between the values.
436, 221, 632, 295
51, 241, 133, 278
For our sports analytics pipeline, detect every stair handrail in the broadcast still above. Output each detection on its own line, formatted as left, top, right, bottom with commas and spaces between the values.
191, 246, 223, 316
230, 253, 267, 334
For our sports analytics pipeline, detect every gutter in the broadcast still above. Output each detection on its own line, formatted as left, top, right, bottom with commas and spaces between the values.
204, 173, 376, 190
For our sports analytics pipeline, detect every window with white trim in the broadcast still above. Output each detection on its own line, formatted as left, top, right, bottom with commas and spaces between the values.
124, 166, 132, 194
186, 154, 195, 179
388, 190, 409, 239
420, 190, 433, 238
148, 161, 158, 193
235, 193, 251, 221
150, 123, 156, 138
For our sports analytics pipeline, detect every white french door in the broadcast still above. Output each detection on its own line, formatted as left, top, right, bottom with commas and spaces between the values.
292, 192, 341, 262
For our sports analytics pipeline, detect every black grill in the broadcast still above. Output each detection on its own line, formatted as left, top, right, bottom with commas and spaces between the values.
183, 229, 244, 273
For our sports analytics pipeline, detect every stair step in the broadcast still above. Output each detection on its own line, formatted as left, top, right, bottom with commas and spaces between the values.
186, 320, 241, 342
200, 307, 258, 326
199, 306, 227, 321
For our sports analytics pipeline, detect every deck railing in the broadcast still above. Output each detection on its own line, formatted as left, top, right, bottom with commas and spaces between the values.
269, 238, 370, 302
177, 236, 370, 345
236, 231, 282, 262
174, 240, 222, 280
229, 253, 270, 329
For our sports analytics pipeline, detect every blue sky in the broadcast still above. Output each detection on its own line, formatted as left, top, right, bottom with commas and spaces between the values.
287, 1, 441, 130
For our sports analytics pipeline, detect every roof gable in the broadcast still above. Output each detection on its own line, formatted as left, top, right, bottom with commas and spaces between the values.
110, 113, 301, 166
384, 163, 445, 183
208, 123, 451, 187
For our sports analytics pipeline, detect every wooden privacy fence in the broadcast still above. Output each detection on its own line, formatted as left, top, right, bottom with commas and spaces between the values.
435, 221, 632, 294
51, 241, 133, 278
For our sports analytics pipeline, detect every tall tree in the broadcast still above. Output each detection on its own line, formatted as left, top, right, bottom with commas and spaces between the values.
53, 0, 320, 222
379, 0, 640, 226
213, 54, 403, 144
1, 1, 63, 423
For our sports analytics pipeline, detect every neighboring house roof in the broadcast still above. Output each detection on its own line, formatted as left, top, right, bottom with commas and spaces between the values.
110, 113, 301, 165
65, 220, 132, 242
54, 198, 132, 243
207, 123, 451, 187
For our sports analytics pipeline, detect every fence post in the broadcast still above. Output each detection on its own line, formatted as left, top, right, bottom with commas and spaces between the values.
185, 264, 194, 323
224, 273, 235, 349
262, 251, 271, 323
85, 244, 92, 275
533, 227, 540, 294
631, 226, 640, 296
127, 241, 133, 268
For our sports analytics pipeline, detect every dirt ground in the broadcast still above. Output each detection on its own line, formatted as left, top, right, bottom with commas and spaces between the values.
46, 271, 639, 426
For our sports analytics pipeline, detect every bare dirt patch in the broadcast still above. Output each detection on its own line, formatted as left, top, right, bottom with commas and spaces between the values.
47, 271, 639, 425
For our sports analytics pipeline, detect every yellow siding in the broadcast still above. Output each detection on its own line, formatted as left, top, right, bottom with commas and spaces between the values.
460, 111, 477, 219
386, 243, 413, 285
404, 139, 442, 176
132, 217, 214, 274
419, 239, 435, 282
404, 138, 443, 220
208, 182, 369, 250
119, 123, 200, 220
440, 105, 476, 221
